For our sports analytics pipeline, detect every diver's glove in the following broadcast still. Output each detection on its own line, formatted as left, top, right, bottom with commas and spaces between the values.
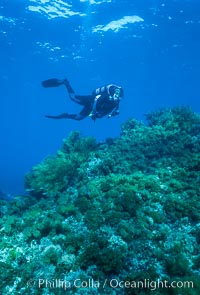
108, 110, 119, 118
89, 112, 96, 121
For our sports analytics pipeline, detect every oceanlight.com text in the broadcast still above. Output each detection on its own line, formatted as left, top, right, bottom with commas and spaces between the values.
26, 278, 194, 291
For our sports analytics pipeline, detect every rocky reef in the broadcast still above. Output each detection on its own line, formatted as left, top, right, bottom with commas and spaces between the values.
0, 106, 200, 294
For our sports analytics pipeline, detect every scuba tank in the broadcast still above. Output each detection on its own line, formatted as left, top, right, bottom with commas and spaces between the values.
93, 85, 108, 96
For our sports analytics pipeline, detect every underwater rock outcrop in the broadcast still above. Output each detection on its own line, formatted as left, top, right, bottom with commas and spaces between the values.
0, 106, 200, 294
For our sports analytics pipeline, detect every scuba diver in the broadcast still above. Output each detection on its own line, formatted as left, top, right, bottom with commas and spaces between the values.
42, 78, 124, 121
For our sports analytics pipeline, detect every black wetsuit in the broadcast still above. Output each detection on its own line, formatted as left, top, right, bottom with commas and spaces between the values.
43, 79, 121, 121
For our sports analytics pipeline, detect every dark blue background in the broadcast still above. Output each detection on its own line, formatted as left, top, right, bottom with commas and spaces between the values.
1, 0, 200, 195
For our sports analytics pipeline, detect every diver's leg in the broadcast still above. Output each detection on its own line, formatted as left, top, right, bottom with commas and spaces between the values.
62, 79, 84, 104
62, 79, 94, 105
42, 78, 78, 103
43, 78, 94, 106
78, 105, 92, 118
63, 105, 92, 120
45, 105, 92, 121
45, 113, 72, 119
63, 79, 75, 94
45, 113, 85, 121
71, 95, 94, 106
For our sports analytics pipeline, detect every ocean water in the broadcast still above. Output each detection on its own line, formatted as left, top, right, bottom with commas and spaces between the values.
1, 0, 200, 195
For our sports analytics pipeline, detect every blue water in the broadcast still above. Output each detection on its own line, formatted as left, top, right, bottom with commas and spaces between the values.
1, 0, 200, 195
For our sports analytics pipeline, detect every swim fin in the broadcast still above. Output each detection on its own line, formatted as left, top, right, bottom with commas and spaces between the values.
42, 78, 64, 88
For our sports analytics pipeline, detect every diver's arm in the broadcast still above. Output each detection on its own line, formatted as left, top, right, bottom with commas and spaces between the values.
107, 104, 120, 118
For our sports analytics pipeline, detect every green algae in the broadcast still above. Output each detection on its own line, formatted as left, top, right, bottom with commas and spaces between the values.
0, 106, 200, 294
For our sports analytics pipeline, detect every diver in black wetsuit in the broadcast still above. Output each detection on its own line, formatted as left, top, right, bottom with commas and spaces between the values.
42, 78, 124, 121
